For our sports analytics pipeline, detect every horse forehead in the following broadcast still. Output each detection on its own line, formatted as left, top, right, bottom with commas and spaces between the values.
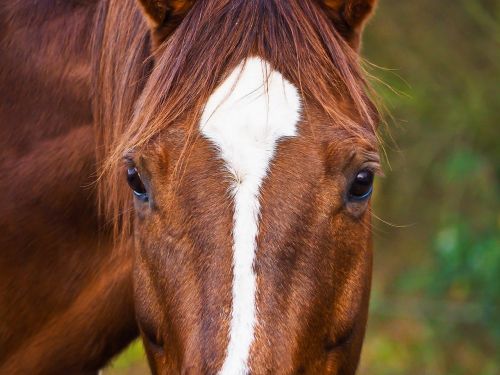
200, 57, 302, 171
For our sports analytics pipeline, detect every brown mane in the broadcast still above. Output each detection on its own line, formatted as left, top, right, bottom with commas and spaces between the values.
92, 0, 379, 237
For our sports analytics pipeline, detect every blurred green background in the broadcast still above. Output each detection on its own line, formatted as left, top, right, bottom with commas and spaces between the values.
105, 0, 500, 373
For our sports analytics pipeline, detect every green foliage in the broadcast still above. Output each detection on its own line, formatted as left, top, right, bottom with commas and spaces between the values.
106, 340, 147, 374
360, 0, 500, 373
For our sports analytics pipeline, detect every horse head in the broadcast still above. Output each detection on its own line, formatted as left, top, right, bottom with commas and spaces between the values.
100, 0, 379, 373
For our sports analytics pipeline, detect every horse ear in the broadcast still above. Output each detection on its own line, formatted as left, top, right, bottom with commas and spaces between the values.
137, 0, 196, 45
317, 0, 377, 50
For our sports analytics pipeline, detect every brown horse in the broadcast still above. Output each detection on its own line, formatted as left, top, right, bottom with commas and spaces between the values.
0, 0, 379, 374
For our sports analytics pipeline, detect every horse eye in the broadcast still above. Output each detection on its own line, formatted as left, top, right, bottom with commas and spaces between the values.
348, 169, 374, 201
127, 167, 148, 201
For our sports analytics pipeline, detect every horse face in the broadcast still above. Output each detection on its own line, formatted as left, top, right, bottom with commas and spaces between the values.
127, 1, 378, 374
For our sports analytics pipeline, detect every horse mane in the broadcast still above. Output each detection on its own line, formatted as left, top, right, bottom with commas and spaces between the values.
91, 0, 379, 237
91, 0, 151, 236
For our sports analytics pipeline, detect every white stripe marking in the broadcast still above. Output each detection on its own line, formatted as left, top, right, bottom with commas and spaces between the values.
200, 57, 301, 374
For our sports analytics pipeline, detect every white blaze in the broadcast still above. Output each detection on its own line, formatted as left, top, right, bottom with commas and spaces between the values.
200, 57, 301, 375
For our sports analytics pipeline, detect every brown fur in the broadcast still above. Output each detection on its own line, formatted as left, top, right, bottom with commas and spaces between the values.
319, 0, 377, 48
0, 1, 137, 373
138, 0, 197, 45
1, 0, 378, 373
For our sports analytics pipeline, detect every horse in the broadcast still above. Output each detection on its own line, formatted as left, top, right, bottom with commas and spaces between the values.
0, 0, 380, 374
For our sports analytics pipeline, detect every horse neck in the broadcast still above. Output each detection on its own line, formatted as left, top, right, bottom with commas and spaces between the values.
0, 1, 98, 160
0, 3, 138, 372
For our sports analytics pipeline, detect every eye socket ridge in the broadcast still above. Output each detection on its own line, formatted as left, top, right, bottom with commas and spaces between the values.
127, 167, 149, 202
348, 168, 374, 202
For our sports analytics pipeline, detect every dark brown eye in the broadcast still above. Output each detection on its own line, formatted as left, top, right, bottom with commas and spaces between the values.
127, 167, 148, 201
348, 169, 374, 201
